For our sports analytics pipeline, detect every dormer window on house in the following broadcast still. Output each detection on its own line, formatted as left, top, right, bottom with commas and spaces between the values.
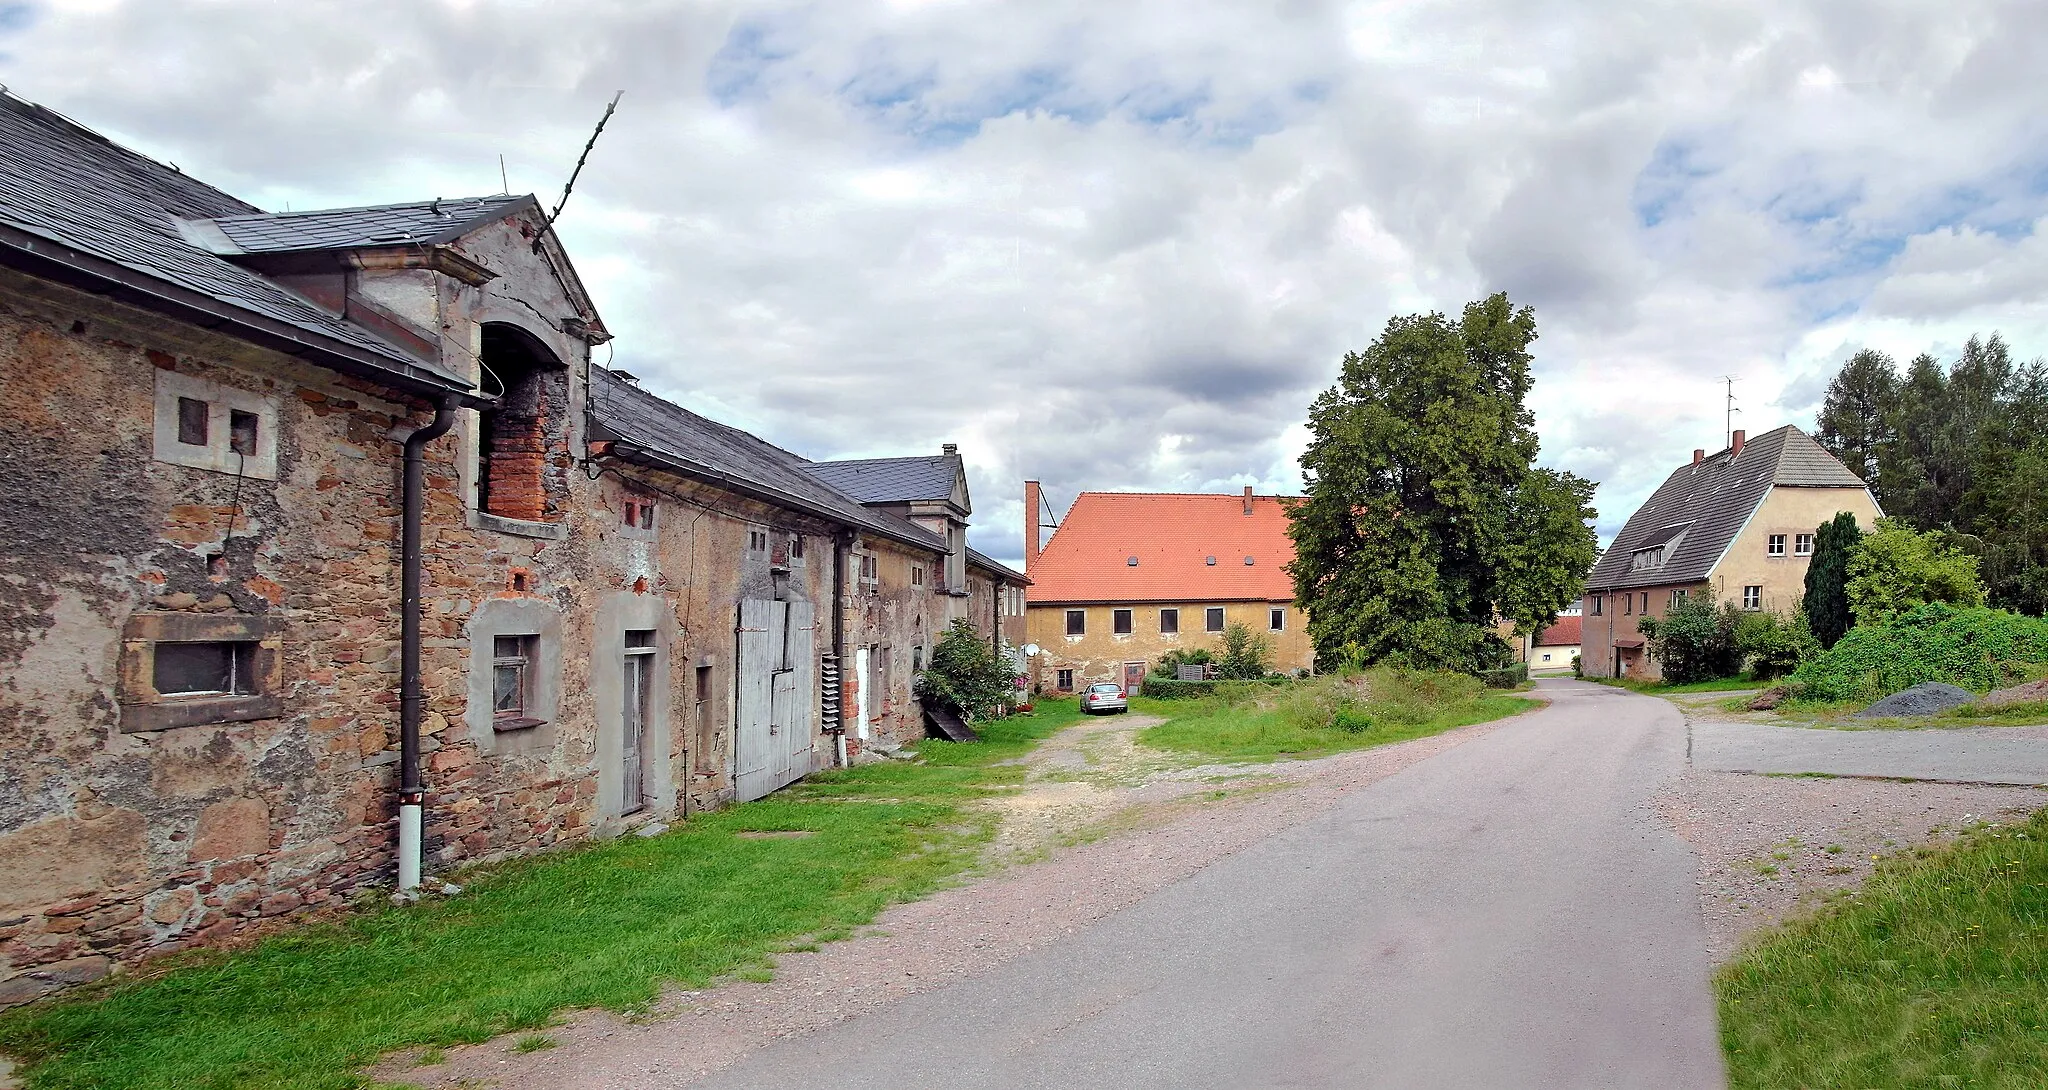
476, 323, 567, 524
1628, 523, 1690, 572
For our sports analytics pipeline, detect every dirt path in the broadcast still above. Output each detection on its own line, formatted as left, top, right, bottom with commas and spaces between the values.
371, 705, 1529, 1088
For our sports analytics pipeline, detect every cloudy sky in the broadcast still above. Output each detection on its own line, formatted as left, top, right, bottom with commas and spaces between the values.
5, 0, 2046, 567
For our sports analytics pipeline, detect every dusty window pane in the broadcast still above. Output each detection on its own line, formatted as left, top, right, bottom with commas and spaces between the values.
177, 397, 209, 446
625, 628, 655, 649
1159, 609, 1178, 634
1113, 609, 1133, 634
1206, 607, 1225, 632
1065, 609, 1085, 636
493, 662, 524, 714
155, 641, 247, 695
493, 635, 524, 659
228, 410, 259, 456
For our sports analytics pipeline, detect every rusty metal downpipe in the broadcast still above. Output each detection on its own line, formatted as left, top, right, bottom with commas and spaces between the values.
397, 398, 458, 892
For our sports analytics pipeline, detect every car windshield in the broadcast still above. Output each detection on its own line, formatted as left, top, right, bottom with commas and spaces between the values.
1089, 684, 1121, 694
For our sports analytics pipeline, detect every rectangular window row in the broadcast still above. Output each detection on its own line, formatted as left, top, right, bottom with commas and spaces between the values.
1767, 533, 1815, 557
1062, 605, 1287, 636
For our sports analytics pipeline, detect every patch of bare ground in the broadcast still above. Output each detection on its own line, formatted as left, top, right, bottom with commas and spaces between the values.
369, 703, 1532, 1089
1657, 768, 2045, 962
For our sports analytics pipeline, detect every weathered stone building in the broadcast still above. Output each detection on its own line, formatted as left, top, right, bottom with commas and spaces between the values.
0, 92, 1014, 1004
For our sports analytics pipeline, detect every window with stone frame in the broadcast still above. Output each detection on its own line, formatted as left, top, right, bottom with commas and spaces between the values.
119, 613, 285, 732
1205, 606, 1225, 633
1056, 668, 1075, 691
1112, 608, 1133, 635
492, 634, 545, 730
1269, 607, 1286, 631
1159, 608, 1179, 634
1065, 609, 1085, 636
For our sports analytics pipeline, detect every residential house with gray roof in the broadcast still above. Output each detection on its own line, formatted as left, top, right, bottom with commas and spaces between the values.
1581, 426, 1880, 680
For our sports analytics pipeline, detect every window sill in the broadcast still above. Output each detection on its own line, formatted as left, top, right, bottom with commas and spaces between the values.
120, 694, 282, 733
493, 716, 547, 733
468, 510, 567, 540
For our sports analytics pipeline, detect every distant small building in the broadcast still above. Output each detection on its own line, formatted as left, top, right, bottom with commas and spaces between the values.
1529, 616, 1580, 674
1582, 426, 1880, 680
1022, 484, 1314, 693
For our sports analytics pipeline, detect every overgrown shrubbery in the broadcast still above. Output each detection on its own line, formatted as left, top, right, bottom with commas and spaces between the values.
1276, 668, 1488, 735
1216, 623, 1273, 680
1846, 519, 1988, 625
1150, 648, 1215, 679
913, 619, 1020, 720
1637, 597, 1743, 683
1788, 603, 2048, 701
1735, 610, 1818, 681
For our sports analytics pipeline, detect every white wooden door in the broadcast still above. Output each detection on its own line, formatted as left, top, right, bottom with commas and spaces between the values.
735, 599, 816, 802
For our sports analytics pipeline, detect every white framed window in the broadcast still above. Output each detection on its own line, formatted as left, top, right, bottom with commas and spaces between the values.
153, 369, 280, 480
1670, 588, 1688, 607
1112, 608, 1133, 635
1742, 585, 1762, 610
1767, 534, 1786, 557
1795, 533, 1814, 556
1590, 596, 1604, 616
1159, 608, 1179, 634
911, 565, 926, 587
1269, 607, 1285, 632
1205, 606, 1225, 633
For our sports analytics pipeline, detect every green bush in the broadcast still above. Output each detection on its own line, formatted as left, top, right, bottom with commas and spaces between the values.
1788, 603, 2048, 701
1846, 518, 1987, 626
1216, 623, 1273, 679
1570, 652, 1582, 678
1637, 596, 1743, 683
1150, 648, 1215, 679
1475, 663, 1528, 688
1734, 610, 1818, 680
1142, 677, 1220, 700
913, 619, 1019, 720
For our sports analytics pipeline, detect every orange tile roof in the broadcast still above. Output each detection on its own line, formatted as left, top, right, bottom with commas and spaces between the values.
1026, 492, 1298, 605
1535, 616, 1581, 646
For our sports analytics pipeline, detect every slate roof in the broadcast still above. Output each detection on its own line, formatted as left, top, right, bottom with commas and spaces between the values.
0, 91, 473, 396
967, 548, 1028, 584
587, 368, 945, 553
193, 195, 533, 254
1027, 492, 1297, 605
1586, 426, 1871, 593
1534, 615, 1582, 647
803, 455, 961, 506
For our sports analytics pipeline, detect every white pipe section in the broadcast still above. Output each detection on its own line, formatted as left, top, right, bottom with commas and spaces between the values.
398, 803, 422, 892
835, 731, 848, 768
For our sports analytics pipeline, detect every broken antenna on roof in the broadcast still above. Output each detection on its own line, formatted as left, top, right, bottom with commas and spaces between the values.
532, 90, 624, 253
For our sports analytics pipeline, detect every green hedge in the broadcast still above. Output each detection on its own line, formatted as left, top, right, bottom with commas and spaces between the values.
1476, 663, 1529, 689
1139, 676, 1291, 700
1789, 604, 2048, 702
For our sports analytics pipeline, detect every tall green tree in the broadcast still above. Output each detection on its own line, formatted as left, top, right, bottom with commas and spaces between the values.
1286, 293, 1598, 673
1815, 348, 1900, 482
1802, 511, 1861, 649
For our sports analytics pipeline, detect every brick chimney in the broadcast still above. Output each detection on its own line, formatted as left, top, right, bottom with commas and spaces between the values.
1731, 429, 1746, 458
1693, 448, 1704, 465
1242, 485, 1254, 516
942, 443, 958, 456
1024, 480, 1042, 570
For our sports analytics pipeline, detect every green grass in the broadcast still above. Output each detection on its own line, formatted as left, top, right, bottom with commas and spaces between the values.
1137, 669, 1540, 762
1719, 807, 2048, 1088
1590, 675, 1765, 694
0, 701, 1085, 1090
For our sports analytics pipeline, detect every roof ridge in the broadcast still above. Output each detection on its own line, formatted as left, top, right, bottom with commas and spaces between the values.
0, 88, 262, 216
207, 194, 523, 223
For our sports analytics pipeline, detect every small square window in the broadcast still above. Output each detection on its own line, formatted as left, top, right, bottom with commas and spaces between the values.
1269, 607, 1285, 632
1205, 607, 1225, 633
1767, 534, 1786, 557
912, 566, 925, 587
1795, 533, 1813, 556
177, 397, 209, 446
1159, 608, 1179, 634
859, 554, 878, 581
1112, 608, 1133, 635
749, 530, 768, 552
1056, 668, 1074, 691
1065, 609, 1085, 636
228, 410, 259, 457
1671, 589, 1688, 607
1743, 585, 1762, 610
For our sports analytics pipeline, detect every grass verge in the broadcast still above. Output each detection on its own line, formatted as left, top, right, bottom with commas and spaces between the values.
1718, 808, 2048, 1089
0, 701, 1084, 1090
1591, 675, 1766, 694
1137, 668, 1539, 762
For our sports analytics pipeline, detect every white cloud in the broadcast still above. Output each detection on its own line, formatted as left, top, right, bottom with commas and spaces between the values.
4, 0, 2046, 565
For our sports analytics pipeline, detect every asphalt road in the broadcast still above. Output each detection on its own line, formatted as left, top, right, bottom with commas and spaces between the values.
1690, 718, 2048, 785
689, 680, 1725, 1090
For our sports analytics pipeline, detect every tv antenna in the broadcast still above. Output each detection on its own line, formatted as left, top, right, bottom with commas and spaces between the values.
1722, 376, 1741, 449
532, 91, 623, 252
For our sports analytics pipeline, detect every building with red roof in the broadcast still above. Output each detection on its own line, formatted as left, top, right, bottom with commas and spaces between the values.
1529, 615, 1582, 674
1022, 482, 1314, 692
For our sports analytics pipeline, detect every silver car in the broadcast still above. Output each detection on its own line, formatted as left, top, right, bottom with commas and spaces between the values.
1080, 682, 1128, 714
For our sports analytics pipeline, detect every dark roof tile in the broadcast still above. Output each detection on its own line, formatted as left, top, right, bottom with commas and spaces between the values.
803, 455, 961, 505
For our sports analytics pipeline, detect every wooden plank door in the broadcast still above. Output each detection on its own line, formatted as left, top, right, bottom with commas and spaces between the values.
734, 600, 778, 802
786, 599, 817, 780
1123, 661, 1145, 696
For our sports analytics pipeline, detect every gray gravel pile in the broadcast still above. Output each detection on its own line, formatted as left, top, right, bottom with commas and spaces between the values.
1857, 682, 1975, 718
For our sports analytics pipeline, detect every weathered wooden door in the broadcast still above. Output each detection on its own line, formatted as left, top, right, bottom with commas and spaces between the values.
621, 630, 654, 814
1123, 661, 1145, 696
735, 599, 817, 802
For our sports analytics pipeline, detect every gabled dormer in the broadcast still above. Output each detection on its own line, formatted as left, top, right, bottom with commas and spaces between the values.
803, 445, 971, 592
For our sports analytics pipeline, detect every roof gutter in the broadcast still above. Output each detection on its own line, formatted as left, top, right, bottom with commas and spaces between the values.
602, 439, 944, 553
0, 223, 491, 408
